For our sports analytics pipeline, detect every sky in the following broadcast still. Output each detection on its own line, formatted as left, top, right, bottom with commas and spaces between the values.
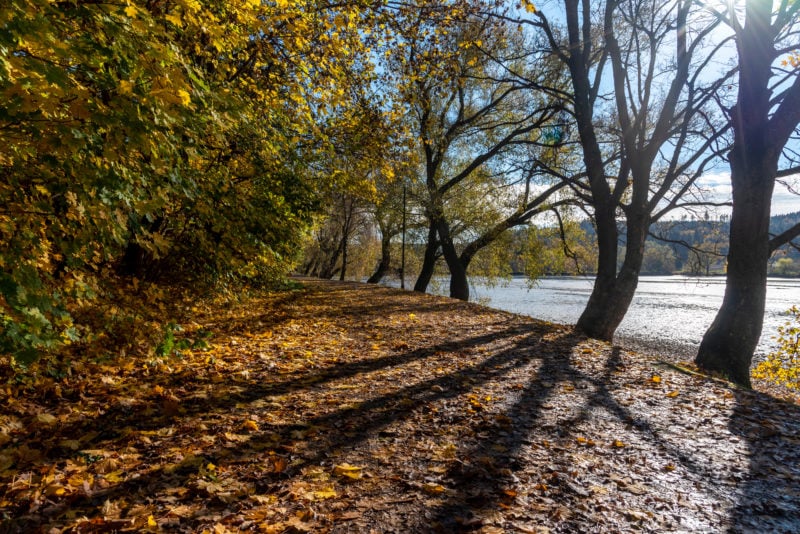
527, 0, 800, 218
699, 172, 800, 217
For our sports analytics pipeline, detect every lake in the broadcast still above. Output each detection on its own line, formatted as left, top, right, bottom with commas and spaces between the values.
386, 276, 800, 360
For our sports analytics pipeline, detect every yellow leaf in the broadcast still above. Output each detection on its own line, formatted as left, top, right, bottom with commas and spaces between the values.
67, 473, 94, 488
176, 89, 191, 106
612, 440, 625, 448
422, 483, 446, 494
36, 413, 57, 425
333, 463, 362, 480
165, 13, 183, 27
312, 486, 337, 499
104, 470, 125, 483
242, 420, 260, 432
521, 0, 537, 13
118, 80, 134, 95
44, 484, 67, 497
666, 390, 679, 398
125, 5, 137, 18
650, 374, 662, 384
148, 515, 157, 528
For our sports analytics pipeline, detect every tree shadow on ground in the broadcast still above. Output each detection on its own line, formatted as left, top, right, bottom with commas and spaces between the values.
421, 347, 764, 532
4, 280, 800, 533
1, 319, 548, 532
728, 388, 800, 533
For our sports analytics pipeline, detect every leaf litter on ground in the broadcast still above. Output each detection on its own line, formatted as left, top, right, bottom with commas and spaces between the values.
1, 278, 799, 533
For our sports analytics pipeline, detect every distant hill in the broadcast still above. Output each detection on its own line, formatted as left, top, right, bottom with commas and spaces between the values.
576, 211, 800, 275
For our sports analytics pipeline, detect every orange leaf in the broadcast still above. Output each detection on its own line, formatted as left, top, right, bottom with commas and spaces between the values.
242, 420, 260, 432
422, 483, 446, 494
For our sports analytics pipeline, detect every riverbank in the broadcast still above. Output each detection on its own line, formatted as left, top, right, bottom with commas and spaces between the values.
2, 278, 799, 532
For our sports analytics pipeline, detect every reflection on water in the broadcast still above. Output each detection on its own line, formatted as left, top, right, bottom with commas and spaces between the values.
390, 276, 800, 359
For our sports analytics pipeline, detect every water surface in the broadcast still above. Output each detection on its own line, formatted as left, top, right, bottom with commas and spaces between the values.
388, 276, 800, 359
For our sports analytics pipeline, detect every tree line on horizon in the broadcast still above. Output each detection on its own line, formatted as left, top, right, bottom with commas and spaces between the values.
2, 0, 800, 387
304, 210, 800, 282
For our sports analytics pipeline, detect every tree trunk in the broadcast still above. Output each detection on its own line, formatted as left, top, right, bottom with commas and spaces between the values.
695, 1, 783, 387
414, 223, 439, 293
434, 218, 469, 301
339, 234, 348, 281
367, 235, 391, 284
696, 159, 775, 387
319, 239, 342, 279
696, 188, 771, 387
577, 209, 649, 341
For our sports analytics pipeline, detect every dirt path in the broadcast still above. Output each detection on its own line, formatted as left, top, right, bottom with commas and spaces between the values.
2, 278, 799, 533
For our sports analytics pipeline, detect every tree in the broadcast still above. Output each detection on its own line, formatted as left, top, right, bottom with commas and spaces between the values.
0, 0, 382, 363
527, 0, 731, 341
771, 256, 799, 276
383, 1, 571, 301
697, 0, 800, 386
522, 213, 598, 277
640, 243, 677, 275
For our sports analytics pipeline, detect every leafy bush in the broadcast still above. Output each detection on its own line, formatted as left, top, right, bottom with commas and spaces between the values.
752, 306, 800, 390
1, 0, 369, 364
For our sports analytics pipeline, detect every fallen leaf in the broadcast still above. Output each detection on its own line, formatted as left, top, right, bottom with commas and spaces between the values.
422, 483, 446, 494
44, 484, 67, 497
333, 463, 363, 480
36, 413, 57, 425
242, 420, 260, 432
311, 486, 337, 500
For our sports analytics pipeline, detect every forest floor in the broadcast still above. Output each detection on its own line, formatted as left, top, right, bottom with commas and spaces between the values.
1, 278, 800, 533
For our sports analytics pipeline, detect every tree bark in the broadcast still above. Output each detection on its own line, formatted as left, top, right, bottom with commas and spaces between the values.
577, 209, 650, 340
695, 0, 794, 387
696, 179, 772, 387
414, 223, 439, 293
366, 234, 392, 284
437, 221, 469, 301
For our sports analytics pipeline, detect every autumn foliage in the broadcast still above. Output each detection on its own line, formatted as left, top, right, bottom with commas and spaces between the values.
0, 0, 378, 363
753, 306, 800, 390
